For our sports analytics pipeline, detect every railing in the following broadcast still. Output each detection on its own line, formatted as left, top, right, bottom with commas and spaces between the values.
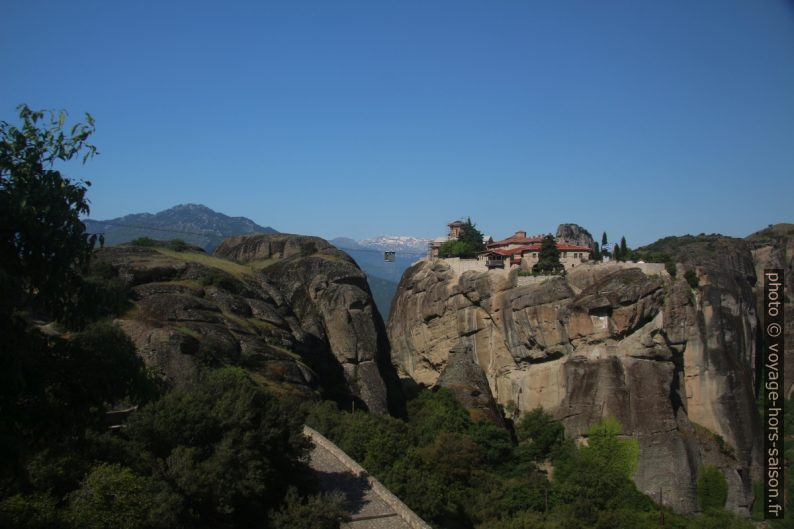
486, 260, 505, 268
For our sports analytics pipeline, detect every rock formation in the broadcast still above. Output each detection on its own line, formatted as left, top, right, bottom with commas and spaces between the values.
388, 236, 766, 515
746, 224, 794, 396
555, 223, 595, 249
96, 234, 403, 415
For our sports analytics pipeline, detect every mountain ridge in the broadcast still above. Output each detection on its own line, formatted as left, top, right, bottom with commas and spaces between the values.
85, 203, 277, 251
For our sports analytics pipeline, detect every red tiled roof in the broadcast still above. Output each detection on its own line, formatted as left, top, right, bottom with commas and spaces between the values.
483, 242, 591, 257
483, 245, 535, 257
555, 243, 592, 252
488, 235, 544, 247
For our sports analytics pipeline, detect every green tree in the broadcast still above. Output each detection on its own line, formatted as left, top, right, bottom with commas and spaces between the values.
514, 407, 567, 462
583, 416, 639, 478
438, 217, 485, 258
602, 232, 608, 247
697, 465, 727, 512
269, 488, 348, 529
408, 388, 472, 446
458, 217, 486, 254
619, 236, 627, 261
684, 269, 699, 289
67, 464, 182, 529
592, 242, 602, 261
0, 107, 161, 510
553, 417, 648, 519
0, 104, 99, 322
124, 367, 311, 527
0, 493, 62, 529
532, 235, 563, 274
468, 420, 514, 468
439, 239, 475, 258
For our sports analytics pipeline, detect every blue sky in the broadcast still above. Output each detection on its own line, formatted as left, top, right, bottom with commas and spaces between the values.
2, 1, 793, 246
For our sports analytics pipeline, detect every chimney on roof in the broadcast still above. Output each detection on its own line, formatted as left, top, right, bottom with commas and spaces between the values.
515, 230, 526, 238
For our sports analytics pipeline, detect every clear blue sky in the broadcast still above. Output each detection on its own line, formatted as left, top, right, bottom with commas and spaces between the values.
3, 0, 793, 246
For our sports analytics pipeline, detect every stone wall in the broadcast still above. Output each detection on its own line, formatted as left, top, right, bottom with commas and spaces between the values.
303, 426, 433, 529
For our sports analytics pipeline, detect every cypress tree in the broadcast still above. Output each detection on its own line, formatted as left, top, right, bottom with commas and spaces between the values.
592, 242, 601, 261
533, 235, 563, 274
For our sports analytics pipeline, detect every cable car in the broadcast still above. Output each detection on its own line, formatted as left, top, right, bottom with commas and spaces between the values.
384, 251, 395, 262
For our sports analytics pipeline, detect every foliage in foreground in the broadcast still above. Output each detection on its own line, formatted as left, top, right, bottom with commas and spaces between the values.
0, 105, 345, 529
306, 390, 755, 529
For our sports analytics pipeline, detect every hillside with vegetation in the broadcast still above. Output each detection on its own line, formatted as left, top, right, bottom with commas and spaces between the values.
305, 387, 762, 529
0, 107, 352, 528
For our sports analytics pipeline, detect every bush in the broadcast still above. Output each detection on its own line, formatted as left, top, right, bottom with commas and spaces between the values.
515, 407, 566, 462
439, 239, 477, 258
71, 275, 130, 324
300, 242, 316, 256
199, 269, 243, 294
469, 420, 514, 468
128, 237, 158, 247
0, 493, 62, 529
70, 321, 158, 405
68, 464, 182, 529
697, 465, 727, 512
167, 239, 189, 252
269, 488, 348, 529
408, 388, 471, 446
553, 417, 648, 517
684, 269, 699, 289
124, 367, 310, 525
128, 238, 189, 252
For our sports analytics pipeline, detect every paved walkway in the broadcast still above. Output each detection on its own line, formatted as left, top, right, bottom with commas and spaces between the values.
307, 433, 416, 529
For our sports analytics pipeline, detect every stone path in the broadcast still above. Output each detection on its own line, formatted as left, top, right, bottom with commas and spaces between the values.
306, 430, 420, 529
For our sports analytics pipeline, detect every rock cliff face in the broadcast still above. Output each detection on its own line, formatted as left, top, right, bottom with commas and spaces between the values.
96, 234, 403, 415
746, 224, 794, 397
555, 223, 595, 248
388, 237, 764, 515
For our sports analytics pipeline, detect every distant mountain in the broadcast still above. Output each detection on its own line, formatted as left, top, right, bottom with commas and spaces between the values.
329, 237, 364, 251
330, 235, 429, 318
330, 237, 427, 283
84, 204, 277, 252
358, 235, 431, 254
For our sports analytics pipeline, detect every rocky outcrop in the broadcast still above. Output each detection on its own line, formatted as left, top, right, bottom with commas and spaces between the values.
556, 223, 595, 248
388, 238, 764, 515
96, 235, 403, 415
217, 234, 403, 415
746, 224, 794, 396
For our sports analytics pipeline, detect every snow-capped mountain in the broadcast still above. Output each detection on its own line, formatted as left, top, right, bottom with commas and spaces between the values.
329, 235, 431, 317
358, 235, 431, 254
